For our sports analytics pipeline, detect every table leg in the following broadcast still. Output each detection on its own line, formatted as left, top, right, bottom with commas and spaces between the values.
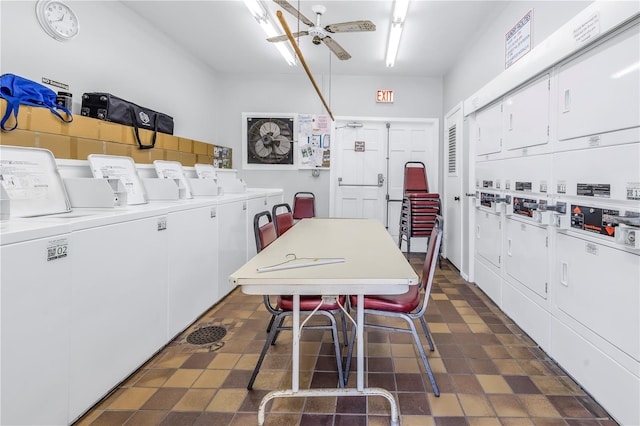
292, 294, 300, 392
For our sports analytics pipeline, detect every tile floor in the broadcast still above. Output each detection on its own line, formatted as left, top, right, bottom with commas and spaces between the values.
75, 258, 617, 426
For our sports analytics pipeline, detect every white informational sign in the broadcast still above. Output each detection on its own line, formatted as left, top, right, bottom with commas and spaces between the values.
572, 12, 600, 45
505, 9, 533, 69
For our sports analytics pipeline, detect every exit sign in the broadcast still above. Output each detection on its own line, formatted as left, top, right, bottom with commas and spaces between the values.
376, 90, 393, 103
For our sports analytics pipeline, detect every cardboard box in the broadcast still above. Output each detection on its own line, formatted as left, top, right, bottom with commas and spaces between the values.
164, 150, 181, 162
67, 115, 100, 139
72, 138, 104, 160
149, 148, 165, 162
0, 99, 31, 131
38, 133, 72, 158
207, 143, 215, 156
130, 148, 152, 164
180, 152, 197, 167
178, 137, 193, 153
193, 141, 209, 155
29, 107, 65, 134
105, 142, 132, 157
0, 129, 36, 147
156, 133, 179, 150
196, 154, 213, 165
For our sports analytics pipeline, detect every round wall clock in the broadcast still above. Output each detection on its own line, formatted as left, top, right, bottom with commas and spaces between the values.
35, 0, 80, 41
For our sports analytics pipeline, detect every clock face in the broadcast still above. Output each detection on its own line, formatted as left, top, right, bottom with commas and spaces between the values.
36, 0, 79, 41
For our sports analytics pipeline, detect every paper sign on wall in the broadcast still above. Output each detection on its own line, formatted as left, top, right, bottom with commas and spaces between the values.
505, 9, 533, 69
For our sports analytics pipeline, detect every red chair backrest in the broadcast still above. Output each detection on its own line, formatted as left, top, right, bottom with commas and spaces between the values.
404, 162, 429, 193
272, 203, 294, 236
292, 192, 315, 220
254, 211, 277, 252
275, 213, 294, 236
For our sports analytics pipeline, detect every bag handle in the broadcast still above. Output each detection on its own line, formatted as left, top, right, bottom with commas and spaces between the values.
129, 105, 157, 150
0, 96, 19, 131
48, 104, 73, 124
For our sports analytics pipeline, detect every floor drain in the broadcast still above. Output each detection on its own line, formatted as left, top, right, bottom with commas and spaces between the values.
186, 325, 227, 345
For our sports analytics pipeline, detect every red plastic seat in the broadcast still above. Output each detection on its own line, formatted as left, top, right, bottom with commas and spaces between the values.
271, 203, 294, 236
292, 191, 316, 220
346, 218, 443, 396
249, 210, 346, 390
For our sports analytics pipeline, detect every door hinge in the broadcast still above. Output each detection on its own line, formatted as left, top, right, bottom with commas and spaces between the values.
545, 236, 548, 247
498, 255, 501, 265
545, 282, 548, 293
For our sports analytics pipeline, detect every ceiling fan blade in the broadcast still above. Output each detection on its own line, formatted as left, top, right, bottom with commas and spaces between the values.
273, 0, 315, 27
322, 36, 351, 61
325, 20, 376, 33
267, 31, 309, 43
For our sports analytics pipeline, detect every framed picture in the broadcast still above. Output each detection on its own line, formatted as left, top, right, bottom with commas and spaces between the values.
242, 113, 298, 170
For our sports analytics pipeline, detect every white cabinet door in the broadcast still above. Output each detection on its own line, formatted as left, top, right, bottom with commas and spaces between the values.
168, 205, 219, 338
557, 24, 640, 141
475, 101, 503, 156
69, 217, 168, 421
475, 209, 502, 268
1, 235, 71, 426
503, 75, 550, 150
218, 198, 247, 297
556, 233, 640, 363
505, 219, 548, 299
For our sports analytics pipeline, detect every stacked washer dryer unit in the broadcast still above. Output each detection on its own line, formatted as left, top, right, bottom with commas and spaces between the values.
469, 9, 639, 426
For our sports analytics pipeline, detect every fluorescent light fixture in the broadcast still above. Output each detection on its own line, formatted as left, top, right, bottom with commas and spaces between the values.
393, 0, 410, 22
386, 22, 403, 67
385, 0, 410, 67
244, 0, 296, 66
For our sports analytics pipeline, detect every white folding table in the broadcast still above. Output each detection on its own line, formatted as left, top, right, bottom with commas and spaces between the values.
230, 218, 419, 425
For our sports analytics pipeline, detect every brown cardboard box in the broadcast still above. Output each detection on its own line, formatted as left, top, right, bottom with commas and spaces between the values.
165, 150, 181, 162
29, 107, 66, 134
193, 141, 209, 155
73, 138, 104, 160
149, 148, 165, 162
207, 143, 215, 156
180, 152, 197, 167
67, 115, 100, 139
0, 129, 36, 147
105, 142, 132, 157
38, 133, 72, 158
156, 133, 179, 150
130, 148, 152, 164
196, 154, 213, 165
178, 137, 193, 153
0, 99, 31, 131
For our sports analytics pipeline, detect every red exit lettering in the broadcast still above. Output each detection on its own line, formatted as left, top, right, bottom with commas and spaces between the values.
376, 90, 394, 103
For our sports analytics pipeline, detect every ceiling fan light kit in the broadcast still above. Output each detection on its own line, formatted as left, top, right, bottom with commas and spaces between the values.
268, 0, 376, 61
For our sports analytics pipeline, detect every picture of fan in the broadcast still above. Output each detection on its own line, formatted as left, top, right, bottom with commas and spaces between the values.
268, 0, 376, 60
246, 116, 295, 165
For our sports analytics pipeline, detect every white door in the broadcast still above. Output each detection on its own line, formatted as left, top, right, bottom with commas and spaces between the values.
332, 120, 387, 223
331, 117, 439, 253
444, 105, 464, 271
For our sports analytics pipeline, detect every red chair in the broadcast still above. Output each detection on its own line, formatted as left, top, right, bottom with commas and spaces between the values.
345, 217, 443, 396
292, 191, 316, 220
249, 211, 346, 390
271, 203, 294, 236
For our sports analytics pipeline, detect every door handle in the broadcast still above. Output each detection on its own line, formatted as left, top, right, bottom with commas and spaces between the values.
338, 173, 384, 187
454, 196, 460, 201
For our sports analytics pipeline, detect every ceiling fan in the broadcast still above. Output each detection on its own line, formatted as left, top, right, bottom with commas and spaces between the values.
268, 0, 376, 60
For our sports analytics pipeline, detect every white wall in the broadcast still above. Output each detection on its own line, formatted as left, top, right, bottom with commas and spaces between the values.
0, 0, 220, 143
444, 1, 592, 113
217, 72, 442, 216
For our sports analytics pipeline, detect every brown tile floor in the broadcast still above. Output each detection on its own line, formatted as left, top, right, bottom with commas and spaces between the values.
75, 258, 617, 426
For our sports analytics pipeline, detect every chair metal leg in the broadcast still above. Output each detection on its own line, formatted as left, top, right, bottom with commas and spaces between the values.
248, 311, 286, 390
344, 321, 357, 384
266, 314, 276, 333
406, 318, 439, 396
271, 315, 286, 345
419, 316, 435, 351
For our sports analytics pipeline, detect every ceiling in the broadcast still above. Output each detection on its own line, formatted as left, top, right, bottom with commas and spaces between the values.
122, 0, 507, 77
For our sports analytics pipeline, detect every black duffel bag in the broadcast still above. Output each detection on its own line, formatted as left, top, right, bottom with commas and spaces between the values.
81, 93, 173, 149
